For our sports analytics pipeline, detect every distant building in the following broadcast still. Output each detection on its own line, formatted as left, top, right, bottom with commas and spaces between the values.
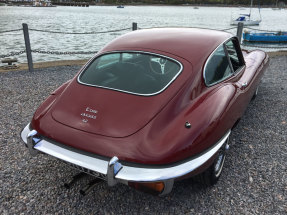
33, 0, 52, 6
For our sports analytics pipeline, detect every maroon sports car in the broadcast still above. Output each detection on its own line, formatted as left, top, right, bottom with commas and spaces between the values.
21, 28, 269, 195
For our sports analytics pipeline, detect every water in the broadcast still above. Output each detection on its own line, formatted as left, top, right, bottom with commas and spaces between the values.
0, 5, 287, 65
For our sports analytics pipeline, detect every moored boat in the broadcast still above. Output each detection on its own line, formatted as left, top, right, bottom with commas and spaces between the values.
231, 16, 261, 26
231, 0, 261, 26
243, 31, 287, 43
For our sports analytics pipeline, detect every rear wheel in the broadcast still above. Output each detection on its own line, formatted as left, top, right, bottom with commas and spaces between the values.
197, 136, 230, 186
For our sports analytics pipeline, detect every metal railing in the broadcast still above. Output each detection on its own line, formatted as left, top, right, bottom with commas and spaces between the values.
1, 22, 286, 72
28, 27, 131, 34
0, 23, 137, 72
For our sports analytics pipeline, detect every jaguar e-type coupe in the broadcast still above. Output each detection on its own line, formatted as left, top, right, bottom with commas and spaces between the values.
21, 28, 269, 195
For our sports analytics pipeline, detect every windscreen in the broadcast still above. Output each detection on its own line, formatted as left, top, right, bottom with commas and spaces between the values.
78, 52, 182, 96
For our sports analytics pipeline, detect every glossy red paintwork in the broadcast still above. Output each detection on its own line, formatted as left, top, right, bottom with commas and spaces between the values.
31, 28, 269, 165
50, 54, 192, 138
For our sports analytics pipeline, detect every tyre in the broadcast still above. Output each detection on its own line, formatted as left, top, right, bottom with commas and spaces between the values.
196, 135, 230, 186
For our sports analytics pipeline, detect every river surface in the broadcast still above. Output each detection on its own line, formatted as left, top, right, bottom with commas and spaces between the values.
0, 5, 287, 64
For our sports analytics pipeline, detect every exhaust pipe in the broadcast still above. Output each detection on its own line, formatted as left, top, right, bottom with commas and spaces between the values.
64, 172, 86, 189
80, 178, 102, 196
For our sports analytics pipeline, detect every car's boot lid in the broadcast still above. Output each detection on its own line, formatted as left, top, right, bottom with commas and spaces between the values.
51, 81, 172, 138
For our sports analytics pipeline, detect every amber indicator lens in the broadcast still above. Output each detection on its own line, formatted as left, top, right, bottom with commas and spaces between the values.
128, 182, 165, 195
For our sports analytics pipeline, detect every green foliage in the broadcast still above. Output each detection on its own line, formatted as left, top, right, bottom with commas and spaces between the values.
56, 0, 285, 6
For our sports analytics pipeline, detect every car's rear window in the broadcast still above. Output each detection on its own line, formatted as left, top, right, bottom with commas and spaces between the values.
78, 52, 182, 96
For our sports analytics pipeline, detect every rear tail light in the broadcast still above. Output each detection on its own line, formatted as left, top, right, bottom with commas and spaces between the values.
128, 181, 165, 195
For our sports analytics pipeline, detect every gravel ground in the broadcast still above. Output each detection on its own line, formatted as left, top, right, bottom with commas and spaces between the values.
0, 56, 286, 214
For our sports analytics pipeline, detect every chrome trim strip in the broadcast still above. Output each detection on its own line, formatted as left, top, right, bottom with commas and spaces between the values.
107, 156, 123, 186
27, 130, 40, 156
21, 123, 230, 182
35, 140, 109, 175
21, 124, 108, 175
115, 130, 231, 182
77, 51, 183, 97
21, 123, 30, 144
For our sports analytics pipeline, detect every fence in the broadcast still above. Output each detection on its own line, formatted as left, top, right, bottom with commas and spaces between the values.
0, 22, 137, 72
1, 22, 286, 72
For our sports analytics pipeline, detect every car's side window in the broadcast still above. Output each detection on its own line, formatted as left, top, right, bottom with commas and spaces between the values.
204, 45, 233, 86
225, 39, 244, 72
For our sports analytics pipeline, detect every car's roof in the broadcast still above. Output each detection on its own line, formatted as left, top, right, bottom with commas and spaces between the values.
101, 28, 233, 64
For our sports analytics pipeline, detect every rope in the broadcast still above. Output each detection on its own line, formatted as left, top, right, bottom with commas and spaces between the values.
31, 49, 97, 55
29, 27, 130, 35
220, 27, 237, 31
0, 29, 22, 34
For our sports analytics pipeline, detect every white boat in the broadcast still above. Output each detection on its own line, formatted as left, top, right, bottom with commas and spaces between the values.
231, 0, 262, 26
231, 17, 261, 26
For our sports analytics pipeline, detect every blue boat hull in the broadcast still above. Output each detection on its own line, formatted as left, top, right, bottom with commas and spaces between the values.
243, 32, 287, 43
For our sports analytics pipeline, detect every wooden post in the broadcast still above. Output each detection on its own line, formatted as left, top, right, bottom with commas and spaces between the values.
236, 22, 244, 43
132, 22, 137, 31
22, 23, 34, 72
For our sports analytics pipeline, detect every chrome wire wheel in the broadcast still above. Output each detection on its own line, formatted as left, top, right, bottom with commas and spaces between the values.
214, 136, 229, 178
196, 135, 230, 186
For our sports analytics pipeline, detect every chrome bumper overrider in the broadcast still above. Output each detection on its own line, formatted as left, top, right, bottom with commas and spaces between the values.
21, 123, 230, 195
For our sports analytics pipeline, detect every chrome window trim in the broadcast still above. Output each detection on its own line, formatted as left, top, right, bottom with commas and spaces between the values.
77, 51, 183, 97
21, 123, 230, 183
203, 36, 245, 87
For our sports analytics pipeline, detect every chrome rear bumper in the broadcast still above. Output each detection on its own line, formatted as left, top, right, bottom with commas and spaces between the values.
21, 123, 230, 195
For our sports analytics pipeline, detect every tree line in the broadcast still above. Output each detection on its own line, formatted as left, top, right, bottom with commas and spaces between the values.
51, 0, 285, 7
101, 0, 283, 6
